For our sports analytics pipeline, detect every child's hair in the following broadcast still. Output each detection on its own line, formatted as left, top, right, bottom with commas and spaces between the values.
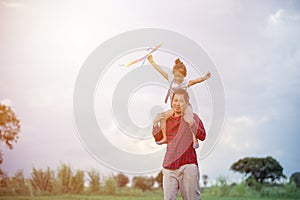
172, 58, 187, 77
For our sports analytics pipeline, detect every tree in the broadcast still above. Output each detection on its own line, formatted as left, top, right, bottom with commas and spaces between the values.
0, 169, 10, 195
202, 174, 208, 187
290, 172, 300, 188
0, 170, 30, 196
132, 176, 154, 192
56, 164, 85, 194
115, 172, 129, 188
104, 176, 117, 195
30, 167, 55, 194
70, 170, 85, 194
155, 170, 163, 187
9, 170, 30, 195
87, 169, 100, 194
0, 104, 20, 171
56, 163, 72, 193
230, 156, 286, 184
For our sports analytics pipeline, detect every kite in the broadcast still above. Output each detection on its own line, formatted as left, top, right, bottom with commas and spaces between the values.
121, 43, 163, 67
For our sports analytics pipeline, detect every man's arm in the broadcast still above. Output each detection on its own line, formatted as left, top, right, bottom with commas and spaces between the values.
191, 114, 206, 141
153, 125, 163, 142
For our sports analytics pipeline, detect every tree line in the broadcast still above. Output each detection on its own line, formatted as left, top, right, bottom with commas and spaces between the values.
0, 163, 160, 196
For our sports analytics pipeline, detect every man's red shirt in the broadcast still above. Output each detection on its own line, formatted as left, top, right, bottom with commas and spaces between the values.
152, 113, 206, 169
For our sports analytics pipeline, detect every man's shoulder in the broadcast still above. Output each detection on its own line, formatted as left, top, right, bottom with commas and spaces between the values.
193, 113, 202, 122
192, 113, 200, 118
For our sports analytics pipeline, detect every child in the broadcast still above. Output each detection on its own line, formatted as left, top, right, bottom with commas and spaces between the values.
147, 54, 211, 149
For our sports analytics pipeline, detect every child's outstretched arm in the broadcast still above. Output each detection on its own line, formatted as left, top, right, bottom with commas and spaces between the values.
147, 54, 168, 80
188, 71, 211, 87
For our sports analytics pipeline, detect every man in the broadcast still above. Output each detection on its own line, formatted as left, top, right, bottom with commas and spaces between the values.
152, 88, 206, 200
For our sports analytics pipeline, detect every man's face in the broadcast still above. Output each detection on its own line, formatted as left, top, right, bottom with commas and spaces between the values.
171, 93, 188, 115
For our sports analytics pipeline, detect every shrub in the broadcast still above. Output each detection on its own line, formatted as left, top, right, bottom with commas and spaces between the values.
56, 163, 72, 194
87, 169, 100, 194
9, 170, 30, 195
104, 176, 117, 195
155, 171, 163, 188
290, 172, 300, 188
246, 176, 263, 191
284, 181, 300, 198
132, 176, 155, 192
232, 181, 247, 197
70, 170, 84, 194
115, 172, 129, 188
217, 177, 230, 196
30, 167, 55, 195
210, 185, 219, 196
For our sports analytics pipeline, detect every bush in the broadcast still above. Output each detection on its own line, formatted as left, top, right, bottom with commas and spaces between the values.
87, 169, 101, 194
9, 170, 30, 195
56, 163, 72, 194
284, 181, 300, 198
217, 177, 230, 196
30, 167, 55, 195
246, 176, 263, 191
155, 170, 163, 188
208, 177, 230, 197
232, 181, 247, 197
210, 185, 219, 196
104, 176, 117, 195
0, 170, 30, 196
132, 176, 154, 192
115, 172, 129, 188
290, 172, 300, 188
285, 181, 297, 193
70, 170, 84, 194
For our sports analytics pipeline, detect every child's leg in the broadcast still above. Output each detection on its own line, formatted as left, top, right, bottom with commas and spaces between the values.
183, 106, 199, 149
192, 132, 199, 149
156, 109, 174, 145
183, 105, 195, 126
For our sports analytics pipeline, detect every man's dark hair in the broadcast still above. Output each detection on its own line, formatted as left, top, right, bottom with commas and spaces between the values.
171, 88, 190, 104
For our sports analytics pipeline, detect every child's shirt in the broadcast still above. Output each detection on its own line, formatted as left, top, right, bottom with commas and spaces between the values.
168, 72, 189, 91
165, 72, 189, 103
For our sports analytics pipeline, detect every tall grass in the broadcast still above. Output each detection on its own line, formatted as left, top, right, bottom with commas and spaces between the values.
206, 176, 300, 199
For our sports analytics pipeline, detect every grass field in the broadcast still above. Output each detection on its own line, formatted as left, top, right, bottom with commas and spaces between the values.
1, 183, 299, 200
1, 193, 300, 200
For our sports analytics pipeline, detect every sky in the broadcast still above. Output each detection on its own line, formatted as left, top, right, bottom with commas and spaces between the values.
1, 0, 300, 185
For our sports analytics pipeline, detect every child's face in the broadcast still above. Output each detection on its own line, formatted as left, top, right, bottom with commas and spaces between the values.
173, 70, 185, 84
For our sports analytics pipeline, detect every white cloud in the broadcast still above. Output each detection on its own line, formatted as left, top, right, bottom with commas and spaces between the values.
269, 9, 286, 24
231, 114, 275, 128
221, 114, 277, 153
268, 9, 300, 24
264, 9, 300, 40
